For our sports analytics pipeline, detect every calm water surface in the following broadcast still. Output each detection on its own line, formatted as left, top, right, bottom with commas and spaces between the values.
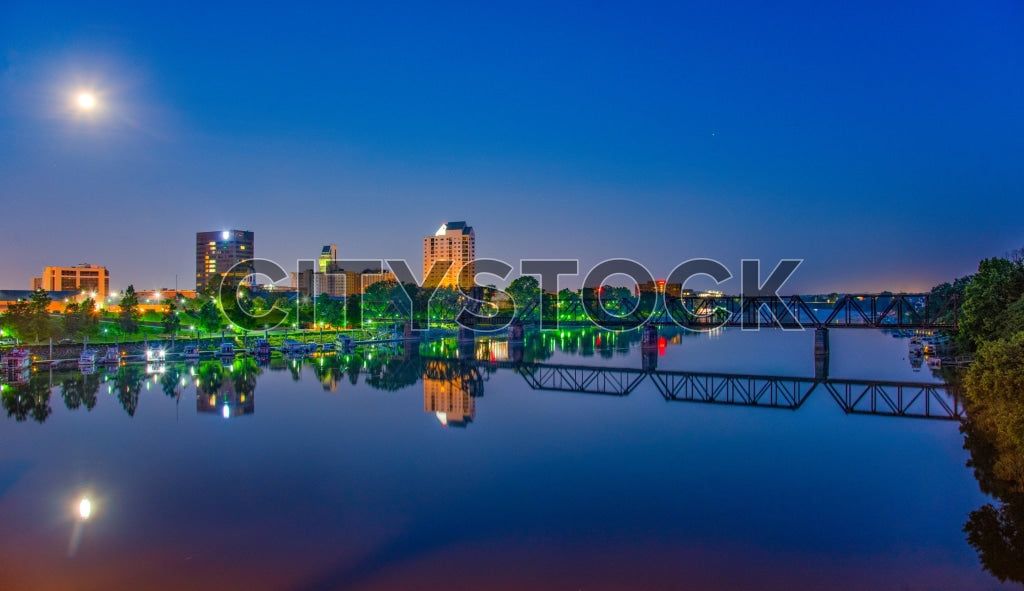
0, 329, 1012, 590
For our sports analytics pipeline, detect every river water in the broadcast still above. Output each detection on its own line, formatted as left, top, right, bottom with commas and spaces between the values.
0, 328, 1012, 590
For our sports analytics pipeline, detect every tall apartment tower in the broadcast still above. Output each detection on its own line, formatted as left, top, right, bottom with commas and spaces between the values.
195, 230, 255, 291
423, 221, 475, 289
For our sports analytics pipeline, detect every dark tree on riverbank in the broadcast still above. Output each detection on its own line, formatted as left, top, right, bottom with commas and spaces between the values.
162, 299, 181, 336
959, 258, 1024, 350
3, 289, 53, 343
961, 331, 1024, 584
119, 285, 141, 334
197, 300, 224, 334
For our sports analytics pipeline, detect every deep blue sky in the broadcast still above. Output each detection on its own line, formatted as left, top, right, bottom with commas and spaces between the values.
1, 1, 1022, 292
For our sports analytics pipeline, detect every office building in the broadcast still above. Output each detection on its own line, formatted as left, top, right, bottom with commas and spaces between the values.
32, 263, 109, 297
195, 230, 254, 291
318, 244, 337, 273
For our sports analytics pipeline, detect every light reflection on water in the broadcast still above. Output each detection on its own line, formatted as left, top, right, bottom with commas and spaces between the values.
0, 329, 1008, 590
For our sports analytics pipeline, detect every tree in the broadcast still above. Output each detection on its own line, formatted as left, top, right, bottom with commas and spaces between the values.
162, 300, 182, 336
118, 285, 141, 334
345, 294, 362, 328
197, 300, 224, 334
63, 301, 82, 337
507, 276, 540, 316
959, 258, 1024, 350
961, 332, 1024, 584
77, 297, 99, 337
8, 290, 56, 343
62, 298, 97, 339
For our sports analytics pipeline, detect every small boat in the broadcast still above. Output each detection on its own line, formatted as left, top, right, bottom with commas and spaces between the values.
321, 342, 336, 352
102, 347, 120, 364
254, 338, 271, 357
305, 342, 319, 354
926, 357, 942, 369
335, 335, 354, 353
218, 342, 235, 358
78, 349, 97, 367
2, 348, 32, 371
183, 345, 200, 361
146, 347, 166, 362
282, 339, 305, 356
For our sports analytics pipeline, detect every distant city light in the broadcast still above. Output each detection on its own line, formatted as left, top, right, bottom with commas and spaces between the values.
222, 404, 230, 419
222, 230, 230, 240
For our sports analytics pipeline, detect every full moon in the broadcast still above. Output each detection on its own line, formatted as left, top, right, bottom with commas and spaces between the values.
77, 93, 96, 110
78, 497, 92, 520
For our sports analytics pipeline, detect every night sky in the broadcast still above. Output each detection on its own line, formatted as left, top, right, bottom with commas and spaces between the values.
1, 1, 1022, 293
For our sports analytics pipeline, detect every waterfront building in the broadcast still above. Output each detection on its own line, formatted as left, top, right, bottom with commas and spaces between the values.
423, 221, 475, 289
636, 280, 684, 298
195, 230, 254, 291
32, 263, 109, 297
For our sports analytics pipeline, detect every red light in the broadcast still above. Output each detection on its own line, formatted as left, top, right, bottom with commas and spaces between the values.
658, 336, 667, 356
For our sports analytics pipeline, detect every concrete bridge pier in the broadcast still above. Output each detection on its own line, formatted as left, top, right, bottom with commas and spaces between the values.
641, 324, 659, 349
814, 327, 830, 380
510, 342, 525, 365
642, 348, 658, 372
403, 322, 420, 342
508, 320, 525, 344
457, 322, 476, 359
814, 327, 830, 356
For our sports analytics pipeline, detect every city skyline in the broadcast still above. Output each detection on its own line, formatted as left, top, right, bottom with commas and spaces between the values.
2, 3, 1023, 293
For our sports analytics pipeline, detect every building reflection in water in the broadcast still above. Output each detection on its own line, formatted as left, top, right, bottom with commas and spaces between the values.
195, 360, 256, 418
422, 359, 477, 428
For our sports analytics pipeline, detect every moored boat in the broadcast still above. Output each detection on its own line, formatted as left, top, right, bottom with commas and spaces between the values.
218, 342, 235, 358
78, 349, 97, 367
103, 347, 120, 364
146, 347, 166, 362
2, 348, 32, 371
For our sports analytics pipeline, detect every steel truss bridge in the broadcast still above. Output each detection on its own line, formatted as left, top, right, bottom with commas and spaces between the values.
427, 359, 962, 421
361, 292, 959, 330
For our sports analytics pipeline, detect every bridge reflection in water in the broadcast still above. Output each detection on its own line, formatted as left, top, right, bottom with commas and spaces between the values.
423, 357, 962, 422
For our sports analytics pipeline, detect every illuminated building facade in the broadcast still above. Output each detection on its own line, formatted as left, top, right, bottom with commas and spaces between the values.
318, 244, 337, 273
32, 263, 109, 297
423, 221, 475, 289
636, 280, 684, 298
195, 230, 254, 291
